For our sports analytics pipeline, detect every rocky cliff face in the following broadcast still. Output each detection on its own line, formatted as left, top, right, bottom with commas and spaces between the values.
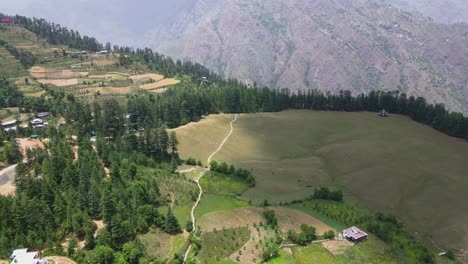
157, 0, 468, 113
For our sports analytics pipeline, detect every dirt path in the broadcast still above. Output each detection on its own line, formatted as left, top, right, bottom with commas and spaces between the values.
183, 114, 238, 263
0, 164, 17, 196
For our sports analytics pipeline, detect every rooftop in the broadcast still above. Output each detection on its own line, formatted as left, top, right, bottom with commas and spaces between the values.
344, 226, 368, 240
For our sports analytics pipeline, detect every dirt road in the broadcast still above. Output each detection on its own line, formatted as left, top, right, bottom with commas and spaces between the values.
184, 114, 238, 263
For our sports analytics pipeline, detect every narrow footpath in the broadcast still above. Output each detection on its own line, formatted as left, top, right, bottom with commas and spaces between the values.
183, 114, 239, 263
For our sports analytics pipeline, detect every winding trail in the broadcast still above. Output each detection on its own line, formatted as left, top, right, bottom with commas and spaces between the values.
183, 114, 239, 263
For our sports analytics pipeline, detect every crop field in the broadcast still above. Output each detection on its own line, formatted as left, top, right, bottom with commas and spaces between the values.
173, 110, 468, 255
139, 78, 180, 90
198, 227, 251, 263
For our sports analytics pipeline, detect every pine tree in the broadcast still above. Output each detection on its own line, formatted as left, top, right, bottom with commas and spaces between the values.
84, 228, 95, 250
164, 208, 181, 234
169, 131, 178, 155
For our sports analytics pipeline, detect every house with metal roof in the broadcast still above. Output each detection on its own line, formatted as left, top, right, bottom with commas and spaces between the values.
9, 248, 48, 264
343, 226, 368, 242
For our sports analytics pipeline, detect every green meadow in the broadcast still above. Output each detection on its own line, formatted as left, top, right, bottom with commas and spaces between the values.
174, 110, 468, 255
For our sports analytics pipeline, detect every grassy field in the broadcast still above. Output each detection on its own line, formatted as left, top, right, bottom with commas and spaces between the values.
195, 194, 249, 219
200, 171, 250, 196
173, 110, 468, 255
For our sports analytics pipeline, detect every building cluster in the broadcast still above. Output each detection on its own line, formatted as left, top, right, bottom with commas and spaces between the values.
1, 113, 51, 132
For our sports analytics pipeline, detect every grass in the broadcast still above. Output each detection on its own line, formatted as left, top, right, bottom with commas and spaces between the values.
138, 228, 172, 261
287, 203, 346, 231
293, 244, 336, 264
267, 250, 297, 264
173, 110, 468, 254
0, 47, 27, 78
195, 194, 248, 218
200, 171, 250, 196
198, 227, 251, 263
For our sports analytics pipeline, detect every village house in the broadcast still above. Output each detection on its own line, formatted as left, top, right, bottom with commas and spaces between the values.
36, 112, 50, 119
2, 119, 20, 131
1, 18, 13, 24
30, 118, 43, 126
343, 226, 368, 242
10, 248, 48, 264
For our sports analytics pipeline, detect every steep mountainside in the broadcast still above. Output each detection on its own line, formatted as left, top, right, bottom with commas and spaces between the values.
157, 0, 468, 113
386, 0, 468, 24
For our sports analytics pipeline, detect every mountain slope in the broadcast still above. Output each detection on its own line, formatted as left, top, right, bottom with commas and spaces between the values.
386, 0, 468, 24
157, 0, 468, 114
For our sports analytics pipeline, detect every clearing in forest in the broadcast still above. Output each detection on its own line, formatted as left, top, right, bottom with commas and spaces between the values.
173, 110, 468, 254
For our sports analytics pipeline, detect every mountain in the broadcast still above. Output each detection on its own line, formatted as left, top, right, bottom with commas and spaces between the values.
386, 0, 468, 24
3, 0, 467, 113
155, 0, 468, 114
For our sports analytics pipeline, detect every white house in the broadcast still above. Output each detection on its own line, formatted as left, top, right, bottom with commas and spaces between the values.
10, 248, 48, 264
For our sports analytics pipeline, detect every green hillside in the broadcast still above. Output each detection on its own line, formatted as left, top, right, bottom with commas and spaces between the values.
173, 110, 468, 261
0, 15, 465, 264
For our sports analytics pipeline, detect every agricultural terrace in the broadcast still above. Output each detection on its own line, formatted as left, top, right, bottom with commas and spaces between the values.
0, 25, 181, 101
173, 110, 468, 257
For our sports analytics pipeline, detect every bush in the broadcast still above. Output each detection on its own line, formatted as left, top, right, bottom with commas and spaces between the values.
311, 187, 343, 202
323, 230, 335, 239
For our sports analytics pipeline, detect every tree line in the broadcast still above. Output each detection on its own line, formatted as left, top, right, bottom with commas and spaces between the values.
127, 82, 468, 140
11, 14, 103, 52
209, 160, 256, 186
0, 39, 37, 68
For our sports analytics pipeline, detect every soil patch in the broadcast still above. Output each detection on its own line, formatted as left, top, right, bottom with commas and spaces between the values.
130, 73, 164, 81
37, 79, 78, 86
16, 138, 45, 158
46, 256, 77, 264
140, 78, 180, 90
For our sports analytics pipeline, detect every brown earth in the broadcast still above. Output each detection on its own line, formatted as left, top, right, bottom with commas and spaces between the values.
30, 66, 88, 79
129, 73, 164, 81
140, 78, 180, 90
37, 79, 79, 86
16, 138, 45, 158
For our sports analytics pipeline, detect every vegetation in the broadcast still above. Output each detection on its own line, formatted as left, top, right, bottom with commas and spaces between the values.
174, 110, 468, 257
297, 200, 435, 263
0, 13, 461, 264
209, 160, 256, 186
288, 224, 317, 246
311, 187, 343, 202
0, 39, 37, 68
197, 227, 250, 263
